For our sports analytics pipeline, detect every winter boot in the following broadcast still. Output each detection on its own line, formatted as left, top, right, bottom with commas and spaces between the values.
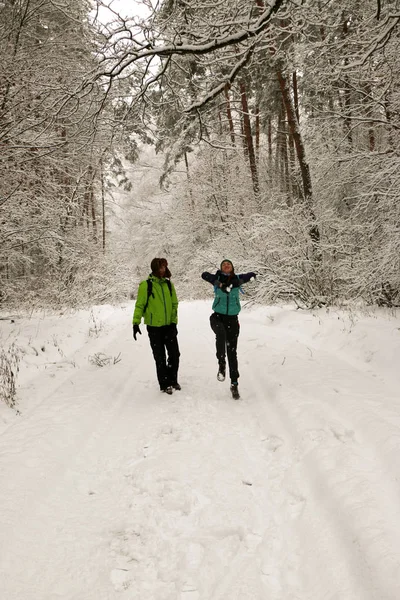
162, 386, 173, 395
230, 383, 240, 400
217, 364, 226, 382
172, 383, 181, 391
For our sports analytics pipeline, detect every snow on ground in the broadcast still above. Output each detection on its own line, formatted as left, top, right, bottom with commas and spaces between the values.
0, 300, 400, 600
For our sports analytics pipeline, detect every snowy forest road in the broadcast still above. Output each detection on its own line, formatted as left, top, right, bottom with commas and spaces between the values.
0, 301, 399, 599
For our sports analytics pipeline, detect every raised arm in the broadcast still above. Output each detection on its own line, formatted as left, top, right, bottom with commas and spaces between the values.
231, 272, 257, 287
201, 271, 219, 285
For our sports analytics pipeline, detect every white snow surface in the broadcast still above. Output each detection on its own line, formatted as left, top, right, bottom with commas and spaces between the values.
0, 301, 400, 600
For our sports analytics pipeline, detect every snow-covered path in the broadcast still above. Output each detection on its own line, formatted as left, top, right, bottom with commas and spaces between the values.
0, 301, 400, 600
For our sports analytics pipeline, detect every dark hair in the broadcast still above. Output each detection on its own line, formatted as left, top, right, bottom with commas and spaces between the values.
151, 257, 171, 278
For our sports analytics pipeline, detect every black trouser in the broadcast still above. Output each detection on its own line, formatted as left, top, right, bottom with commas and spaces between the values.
147, 324, 180, 390
210, 312, 240, 383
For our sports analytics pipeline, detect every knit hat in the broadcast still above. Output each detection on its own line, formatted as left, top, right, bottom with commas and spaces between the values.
220, 259, 234, 270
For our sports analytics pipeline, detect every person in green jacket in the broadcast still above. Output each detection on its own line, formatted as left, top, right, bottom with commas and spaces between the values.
133, 257, 180, 395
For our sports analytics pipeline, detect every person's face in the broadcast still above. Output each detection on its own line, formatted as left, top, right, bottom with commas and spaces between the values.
221, 261, 233, 274
159, 262, 166, 277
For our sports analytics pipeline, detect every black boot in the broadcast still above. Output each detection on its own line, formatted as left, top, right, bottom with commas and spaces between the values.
217, 364, 226, 382
230, 383, 240, 400
161, 386, 173, 395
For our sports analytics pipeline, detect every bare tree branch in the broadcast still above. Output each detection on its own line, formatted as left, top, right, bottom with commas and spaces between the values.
91, 0, 285, 81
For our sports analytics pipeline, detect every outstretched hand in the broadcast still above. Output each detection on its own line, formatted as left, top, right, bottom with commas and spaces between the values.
133, 324, 142, 340
239, 273, 257, 285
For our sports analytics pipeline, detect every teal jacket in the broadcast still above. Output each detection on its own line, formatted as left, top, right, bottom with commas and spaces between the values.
202, 269, 256, 316
132, 275, 178, 327
212, 285, 241, 316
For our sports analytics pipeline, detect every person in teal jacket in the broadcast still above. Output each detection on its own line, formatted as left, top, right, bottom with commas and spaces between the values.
202, 259, 256, 399
133, 258, 180, 395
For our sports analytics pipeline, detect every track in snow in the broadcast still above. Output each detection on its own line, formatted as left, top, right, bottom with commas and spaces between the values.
0, 301, 399, 600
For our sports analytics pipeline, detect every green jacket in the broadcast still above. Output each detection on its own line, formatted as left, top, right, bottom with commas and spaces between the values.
132, 275, 178, 327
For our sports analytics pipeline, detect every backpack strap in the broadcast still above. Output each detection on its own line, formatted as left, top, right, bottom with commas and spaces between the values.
142, 278, 172, 315
142, 279, 153, 314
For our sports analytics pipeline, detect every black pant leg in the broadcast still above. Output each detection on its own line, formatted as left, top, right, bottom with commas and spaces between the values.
225, 316, 240, 382
164, 325, 180, 386
147, 326, 169, 389
210, 312, 226, 368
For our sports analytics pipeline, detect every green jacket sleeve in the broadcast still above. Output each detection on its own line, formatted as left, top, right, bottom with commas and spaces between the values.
171, 282, 178, 324
132, 281, 147, 324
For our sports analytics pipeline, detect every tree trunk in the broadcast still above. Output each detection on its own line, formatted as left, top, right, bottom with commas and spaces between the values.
288, 131, 297, 198
239, 113, 247, 156
275, 108, 283, 185
267, 115, 273, 183
239, 81, 260, 199
277, 69, 320, 245
184, 150, 194, 209
342, 18, 353, 150
293, 70, 300, 125
255, 103, 260, 162
101, 160, 106, 251
384, 90, 394, 151
224, 83, 235, 145
82, 190, 89, 227
281, 119, 290, 202
364, 86, 375, 152
90, 187, 97, 242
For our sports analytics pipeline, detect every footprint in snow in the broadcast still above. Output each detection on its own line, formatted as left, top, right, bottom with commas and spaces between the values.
110, 568, 132, 592
287, 491, 306, 519
180, 585, 199, 599
304, 428, 328, 442
262, 435, 284, 453
109, 528, 141, 589
330, 427, 355, 444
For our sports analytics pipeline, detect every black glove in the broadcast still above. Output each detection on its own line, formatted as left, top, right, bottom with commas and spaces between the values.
133, 324, 141, 340
170, 323, 178, 335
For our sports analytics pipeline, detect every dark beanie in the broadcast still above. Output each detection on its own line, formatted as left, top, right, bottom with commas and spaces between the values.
220, 259, 234, 270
